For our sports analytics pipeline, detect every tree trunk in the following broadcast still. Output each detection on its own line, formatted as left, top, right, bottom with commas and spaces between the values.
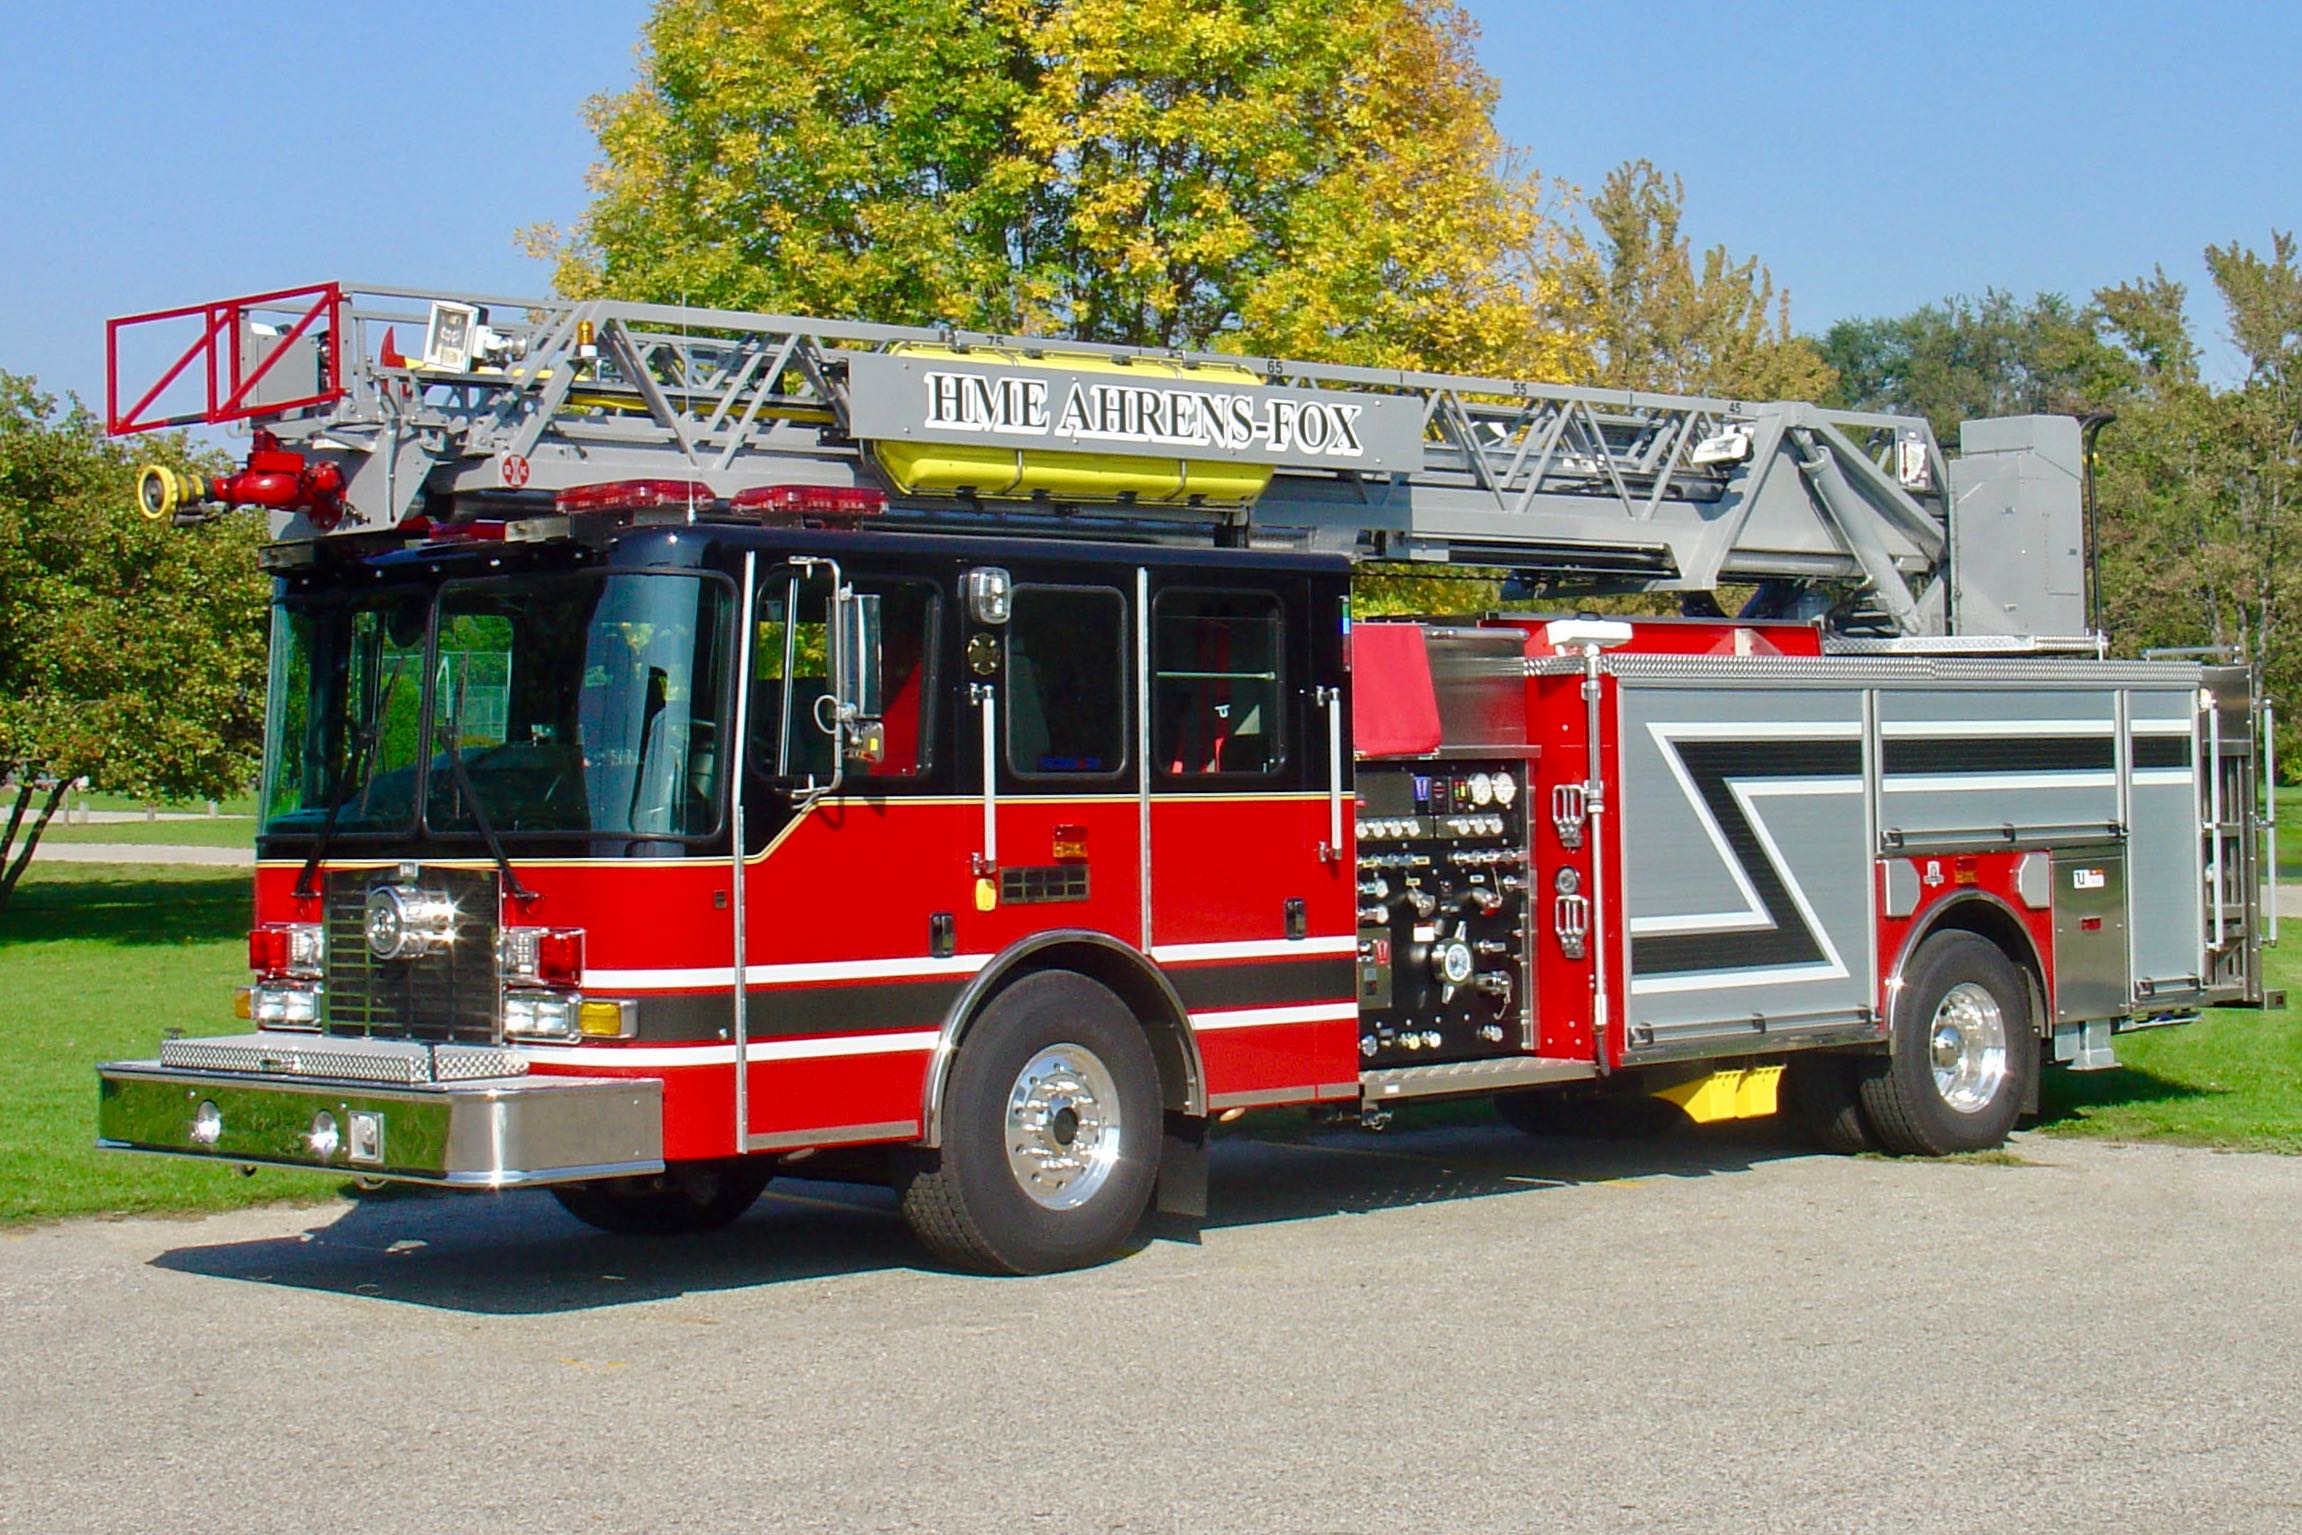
0, 778, 72, 913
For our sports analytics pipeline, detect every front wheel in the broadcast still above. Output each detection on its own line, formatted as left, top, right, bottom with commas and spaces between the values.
551, 1157, 772, 1235
1860, 932, 2033, 1156
898, 971, 1160, 1274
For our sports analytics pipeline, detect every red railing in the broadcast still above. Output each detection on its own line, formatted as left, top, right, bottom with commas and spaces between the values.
106, 282, 344, 435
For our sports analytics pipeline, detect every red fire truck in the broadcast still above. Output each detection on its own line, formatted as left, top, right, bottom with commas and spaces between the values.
96, 283, 2274, 1272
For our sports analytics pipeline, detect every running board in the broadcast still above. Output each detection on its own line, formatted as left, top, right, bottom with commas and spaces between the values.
1361, 1055, 1596, 1103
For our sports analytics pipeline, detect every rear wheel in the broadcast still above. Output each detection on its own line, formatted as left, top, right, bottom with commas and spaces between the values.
1860, 932, 2032, 1156
898, 971, 1159, 1274
1780, 1053, 1878, 1153
551, 1157, 772, 1235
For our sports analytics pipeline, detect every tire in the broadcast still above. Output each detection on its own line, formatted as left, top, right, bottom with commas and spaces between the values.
1780, 1053, 1878, 1153
898, 971, 1160, 1275
551, 1157, 772, 1235
1859, 931, 2033, 1156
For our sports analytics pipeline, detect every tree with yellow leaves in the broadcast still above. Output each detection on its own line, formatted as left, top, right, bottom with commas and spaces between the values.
535, 0, 1581, 380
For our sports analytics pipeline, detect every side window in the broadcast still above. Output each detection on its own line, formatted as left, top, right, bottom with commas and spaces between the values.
750, 571, 836, 783
1006, 586, 1126, 778
751, 571, 938, 782
865, 581, 939, 778
1153, 589, 1285, 777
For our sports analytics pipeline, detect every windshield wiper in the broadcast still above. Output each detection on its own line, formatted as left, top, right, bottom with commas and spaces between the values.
436, 671, 538, 904
294, 664, 401, 900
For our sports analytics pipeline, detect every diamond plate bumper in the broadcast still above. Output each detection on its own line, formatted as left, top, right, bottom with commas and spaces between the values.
97, 1051, 663, 1188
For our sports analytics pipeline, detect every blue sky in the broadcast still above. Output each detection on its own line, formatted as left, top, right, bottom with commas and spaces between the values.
5, 0, 2296, 412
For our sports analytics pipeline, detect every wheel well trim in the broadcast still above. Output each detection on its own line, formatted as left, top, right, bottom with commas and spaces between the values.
1887, 891, 2050, 1038
917, 929, 1205, 1147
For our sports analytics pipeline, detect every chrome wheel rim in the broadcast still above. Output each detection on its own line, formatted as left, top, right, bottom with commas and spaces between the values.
1004, 1043, 1124, 1210
1928, 981, 2009, 1114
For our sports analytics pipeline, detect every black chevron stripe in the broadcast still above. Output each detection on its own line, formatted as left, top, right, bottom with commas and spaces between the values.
1632, 739, 1860, 978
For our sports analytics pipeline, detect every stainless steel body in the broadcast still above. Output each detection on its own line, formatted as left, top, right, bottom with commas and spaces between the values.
1557, 651, 2252, 1066
2050, 848, 2130, 1023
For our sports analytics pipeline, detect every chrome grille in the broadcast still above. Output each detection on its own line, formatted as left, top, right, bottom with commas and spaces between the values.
322, 867, 503, 1044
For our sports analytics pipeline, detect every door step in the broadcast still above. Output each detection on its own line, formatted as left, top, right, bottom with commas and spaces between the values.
1360, 1055, 1595, 1103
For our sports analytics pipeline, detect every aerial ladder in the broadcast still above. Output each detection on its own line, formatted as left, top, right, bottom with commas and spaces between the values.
109, 280, 2086, 638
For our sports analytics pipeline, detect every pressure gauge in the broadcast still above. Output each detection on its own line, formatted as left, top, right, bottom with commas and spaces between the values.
1491, 771, 1518, 807
1468, 772, 1495, 807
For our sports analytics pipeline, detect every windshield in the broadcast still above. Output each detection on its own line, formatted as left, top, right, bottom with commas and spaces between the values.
261, 591, 429, 835
262, 572, 733, 841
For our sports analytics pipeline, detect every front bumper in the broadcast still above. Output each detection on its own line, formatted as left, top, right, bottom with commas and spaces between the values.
97, 1041, 663, 1188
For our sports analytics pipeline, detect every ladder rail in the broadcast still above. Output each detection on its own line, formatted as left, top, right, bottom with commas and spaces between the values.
115, 280, 1958, 621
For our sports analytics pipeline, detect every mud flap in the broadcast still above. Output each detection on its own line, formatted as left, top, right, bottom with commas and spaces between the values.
1155, 1111, 1208, 1221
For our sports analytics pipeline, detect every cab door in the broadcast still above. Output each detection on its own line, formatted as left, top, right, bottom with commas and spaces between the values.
1143, 575, 1357, 1108
956, 568, 1144, 954
735, 558, 964, 1152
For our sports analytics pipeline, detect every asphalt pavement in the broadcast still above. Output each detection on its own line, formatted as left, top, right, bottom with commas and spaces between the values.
3, 1123, 2298, 1533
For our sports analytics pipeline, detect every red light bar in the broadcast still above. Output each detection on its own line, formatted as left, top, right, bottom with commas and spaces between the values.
555, 479, 718, 515
728, 484, 888, 519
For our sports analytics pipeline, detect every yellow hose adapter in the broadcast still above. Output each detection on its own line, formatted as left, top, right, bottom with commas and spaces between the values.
136, 464, 205, 520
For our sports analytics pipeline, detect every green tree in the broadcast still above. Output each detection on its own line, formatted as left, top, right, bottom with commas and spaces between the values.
1553, 160, 1834, 400
0, 376, 266, 909
1824, 241, 2302, 767
2092, 242, 2302, 765
1819, 287, 2127, 445
534, 0, 1580, 377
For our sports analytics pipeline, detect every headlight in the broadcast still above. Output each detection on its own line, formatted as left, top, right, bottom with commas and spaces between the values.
252, 980, 322, 1029
502, 988, 579, 1040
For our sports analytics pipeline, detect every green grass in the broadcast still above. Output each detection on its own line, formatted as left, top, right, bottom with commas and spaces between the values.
2276, 784, 2302, 880
33, 816, 257, 849
0, 863, 343, 1224
2034, 943, 2302, 1150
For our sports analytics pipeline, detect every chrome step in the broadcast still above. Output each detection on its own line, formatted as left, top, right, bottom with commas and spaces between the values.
1360, 1055, 1595, 1103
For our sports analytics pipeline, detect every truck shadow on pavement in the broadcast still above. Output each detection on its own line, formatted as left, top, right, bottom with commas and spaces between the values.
148, 1113, 1811, 1315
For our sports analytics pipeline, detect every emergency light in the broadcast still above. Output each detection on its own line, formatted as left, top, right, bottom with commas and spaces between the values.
554, 479, 718, 515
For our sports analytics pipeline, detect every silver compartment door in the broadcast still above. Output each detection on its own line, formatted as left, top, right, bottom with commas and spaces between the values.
2126, 687, 2206, 995
1618, 684, 1873, 1048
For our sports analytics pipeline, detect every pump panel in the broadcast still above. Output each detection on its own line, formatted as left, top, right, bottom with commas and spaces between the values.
1354, 762, 1531, 1066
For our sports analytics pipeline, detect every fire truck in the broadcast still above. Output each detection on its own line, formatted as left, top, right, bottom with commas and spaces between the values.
95, 282, 2275, 1273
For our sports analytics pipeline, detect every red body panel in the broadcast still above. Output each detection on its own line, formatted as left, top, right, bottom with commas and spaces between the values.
1874, 851, 2057, 1013
255, 781, 1359, 1158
